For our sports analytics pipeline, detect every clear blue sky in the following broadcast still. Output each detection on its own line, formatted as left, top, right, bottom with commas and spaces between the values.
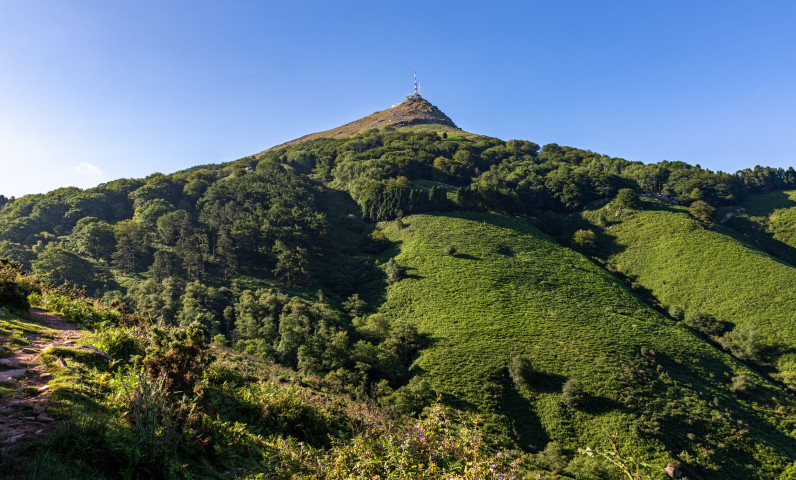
2, 1, 796, 197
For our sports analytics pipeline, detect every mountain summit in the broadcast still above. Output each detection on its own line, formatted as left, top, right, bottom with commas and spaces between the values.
262, 97, 461, 152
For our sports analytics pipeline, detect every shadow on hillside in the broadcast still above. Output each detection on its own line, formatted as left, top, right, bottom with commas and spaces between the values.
498, 375, 550, 450
316, 188, 402, 310
722, 214, 796, 267
582, 394, 625, 415
453, 253, 480, 261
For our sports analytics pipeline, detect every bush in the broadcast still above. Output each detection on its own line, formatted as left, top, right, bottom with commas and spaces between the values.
615, 188, 640, 209
442, 244, 457, 256
85, 326, 145, 363
730, 373, 756, 393
572, 229, 596, 251
667, 305, 685, 321
141, 321, 214, 393
689, 200, 716, 223
383, 258, 404, 285
308, 403, 524, 479
0, 258, 33, 312
508, 354, 534, 388
719, 324, 766, 364
684, 311, 726, 336
561, 378, 585, 409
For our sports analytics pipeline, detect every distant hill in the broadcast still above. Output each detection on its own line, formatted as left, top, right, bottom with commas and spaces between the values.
259, 96, 464, 153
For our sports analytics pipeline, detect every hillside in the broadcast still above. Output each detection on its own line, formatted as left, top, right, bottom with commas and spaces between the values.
717, 189, 796, 264
378, 211, 796, 479
2, 98, 796, 478
577, 198, 796, 388
259, 97, 465, 152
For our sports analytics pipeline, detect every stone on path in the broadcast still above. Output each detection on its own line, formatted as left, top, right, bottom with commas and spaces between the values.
0, 368, 26, 382
0, 358, 22, 368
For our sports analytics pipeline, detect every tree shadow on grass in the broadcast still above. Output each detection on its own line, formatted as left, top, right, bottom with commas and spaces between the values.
497, 372, 550, 450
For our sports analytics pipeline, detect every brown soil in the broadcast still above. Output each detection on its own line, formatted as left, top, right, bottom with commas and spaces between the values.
0, 308, 82, 446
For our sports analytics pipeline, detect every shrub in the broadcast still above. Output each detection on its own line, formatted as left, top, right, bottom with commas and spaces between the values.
383, 258, 404, 285
615, 188, 640, 209
120, 370, 188, 477
572, 229, 596, 251
85, 326, 145, 363
719, 324, 766, 364
689, 200, 716, 223
561, 378, 585, 409
0, 258, 33, 312
667, 305, 685, 321
140, 321, 214, 393
442, 244, 457, 256
730, 373, 756, 393
308, 403, 524, 479
684, 311, 727, 336
508, 354, 534, 388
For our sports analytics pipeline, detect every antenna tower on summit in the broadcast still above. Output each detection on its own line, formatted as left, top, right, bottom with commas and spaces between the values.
407, 70, 422, 100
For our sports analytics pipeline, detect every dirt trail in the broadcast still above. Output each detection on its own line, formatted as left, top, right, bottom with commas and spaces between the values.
0, 308, 82, 446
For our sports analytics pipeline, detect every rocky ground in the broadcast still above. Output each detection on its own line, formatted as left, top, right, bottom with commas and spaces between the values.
0, 308, 82, 446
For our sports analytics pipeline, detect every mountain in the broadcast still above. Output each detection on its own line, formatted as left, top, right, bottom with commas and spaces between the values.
2, 96, 796, 479
259, 96, 464, 152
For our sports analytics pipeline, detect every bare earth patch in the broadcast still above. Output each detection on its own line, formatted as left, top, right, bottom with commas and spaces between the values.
0, 308, 82, 445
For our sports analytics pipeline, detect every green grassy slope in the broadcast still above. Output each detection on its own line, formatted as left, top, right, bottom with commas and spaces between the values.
378, 212, 796, 479
718, 189, 796, 264
579, 199, 796, 383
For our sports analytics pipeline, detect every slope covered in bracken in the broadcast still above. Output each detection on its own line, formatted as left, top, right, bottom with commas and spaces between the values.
578, 198, 796, 388
377, 211, 796, 479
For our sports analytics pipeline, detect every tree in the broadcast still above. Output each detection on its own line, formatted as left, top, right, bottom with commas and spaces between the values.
615, 188, 640, 209
689, 200, 716, 223
508, 354, 534, 388
383, 258, 404, 284
273, 240, 309, 286
70, 217, 115, 261
684, 311, 726, 336
572, 229, 596, 251
561, 378, 585, 409
32, 244, 95, 288
112, 219, 147, 273
719, 324, 766, 364
342, 293, 366, 317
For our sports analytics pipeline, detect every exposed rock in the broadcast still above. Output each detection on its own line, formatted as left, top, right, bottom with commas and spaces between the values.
665, 464, 683, 478
55, 358, 68, 369
21, 347, 36, 354
0, 369, 26, 382
0, 358, 22, 368
36, 414, 54, 422
37, 385, 49, 393
4, 433, 25, 444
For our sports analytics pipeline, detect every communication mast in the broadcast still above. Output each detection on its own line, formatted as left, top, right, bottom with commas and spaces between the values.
407, 71, 422, 100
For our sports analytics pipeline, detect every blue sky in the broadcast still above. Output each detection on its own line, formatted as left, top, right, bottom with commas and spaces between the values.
2, 1, 795, 197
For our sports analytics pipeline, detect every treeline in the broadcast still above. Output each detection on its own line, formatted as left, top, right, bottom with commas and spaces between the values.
258, 128, 796, 220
